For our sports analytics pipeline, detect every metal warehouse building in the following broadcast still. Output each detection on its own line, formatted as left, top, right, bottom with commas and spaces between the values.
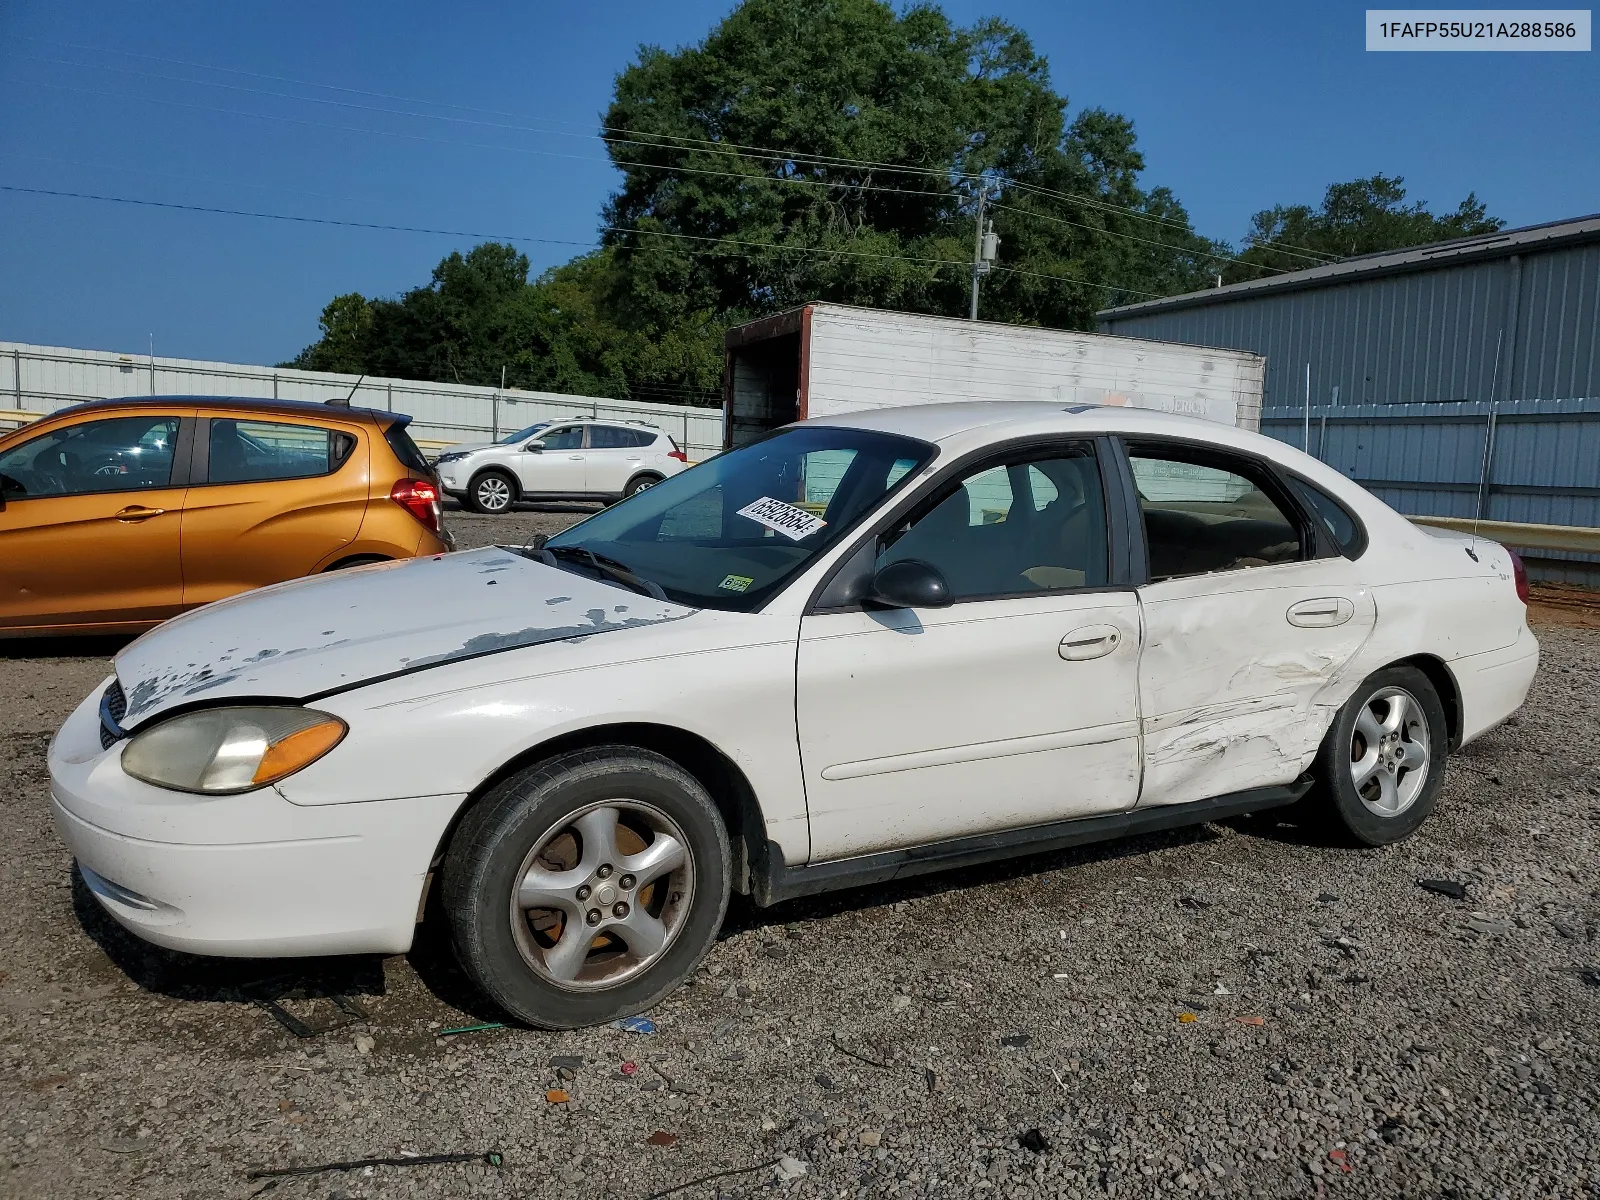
1097, 214, 1600, 585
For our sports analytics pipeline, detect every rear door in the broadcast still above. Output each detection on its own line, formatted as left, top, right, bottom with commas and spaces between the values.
1122, 439, 1377, 808
0, 411, 193, 630
179, 414, 367, 606
584, 425, 660, 494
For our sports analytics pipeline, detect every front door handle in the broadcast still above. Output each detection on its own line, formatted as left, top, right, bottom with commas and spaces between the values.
1287, 597, 1354, 628
1059, 624, 1122, 661
114, 505, 166, 522
568, 455, 584, 461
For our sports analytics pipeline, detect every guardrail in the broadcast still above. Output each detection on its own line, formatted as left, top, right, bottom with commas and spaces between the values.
1408, 516, 1600, 555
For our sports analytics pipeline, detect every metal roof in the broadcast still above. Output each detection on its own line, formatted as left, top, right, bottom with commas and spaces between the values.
1097, 212, 1600, 321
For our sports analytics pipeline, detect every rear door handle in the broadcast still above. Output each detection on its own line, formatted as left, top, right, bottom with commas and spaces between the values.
1059, 624, 1122, 661
568, 455, 584, 461
114, 505, 165, 522
1287, 597, 1354, 628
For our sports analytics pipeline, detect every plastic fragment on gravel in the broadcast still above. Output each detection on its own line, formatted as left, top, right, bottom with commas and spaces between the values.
549, 1055, 584, 1070
999, 1033, 1031, 1047
440, 1022, 506, 1037
1418, 879, 1468, 900
1235, 1015, 1266, 1026
611, 1016, 657, 1034
1178, 1013, 1199, 1024
646, 1130, 676, 1147
620, 1061, 638, 1075
775, 1155, 808, 1180
545, 1089, 570, 1104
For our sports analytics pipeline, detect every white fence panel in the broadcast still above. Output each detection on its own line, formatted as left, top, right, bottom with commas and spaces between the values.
0, 341, 724, 460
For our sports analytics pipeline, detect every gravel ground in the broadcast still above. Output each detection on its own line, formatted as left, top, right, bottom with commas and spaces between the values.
2, 508, 1597, 1200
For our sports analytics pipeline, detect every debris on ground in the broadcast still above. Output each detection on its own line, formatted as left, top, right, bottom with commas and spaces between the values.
1418, 878, 1469, 900
859, 1129, 882, 1147
549, 1055, 584, 1070
612, 1016, 657, 1034
1236, 1015, 1266, 1026
1317, 893, 1339, 903
353, 1033, 374, 1055
833, 1032, 891, 1068
1018, 1128, 1052, 1154
244, 1151, 501, 1191
635, 1157, 784, 1200
999, 1032, 1031, 1047
1178, 1012, 1199, 1024
646, 1130, 677, 1147
620, 1061, 638, 1075
545, 1089, 570, 1104
775, 1155, 808, 1181
439, 1022, 506, 1037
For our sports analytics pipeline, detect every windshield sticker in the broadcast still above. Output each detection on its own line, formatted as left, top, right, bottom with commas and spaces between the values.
718, 574, 754, 593
736, 496, 827, 541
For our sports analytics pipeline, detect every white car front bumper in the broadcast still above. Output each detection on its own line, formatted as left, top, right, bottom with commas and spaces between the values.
48, 681, 464, 958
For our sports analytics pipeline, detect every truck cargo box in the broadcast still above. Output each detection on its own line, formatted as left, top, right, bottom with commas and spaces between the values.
723, 302, 1266, 449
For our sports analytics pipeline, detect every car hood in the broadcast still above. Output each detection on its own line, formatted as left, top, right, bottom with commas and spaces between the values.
439, 442, 497, 457
112, 548, 696, 729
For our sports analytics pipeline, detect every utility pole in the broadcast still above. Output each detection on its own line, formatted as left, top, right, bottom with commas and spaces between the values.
969, 182, 998, 320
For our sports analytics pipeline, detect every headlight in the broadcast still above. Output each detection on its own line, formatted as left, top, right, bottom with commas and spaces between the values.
121, 707, 347, 794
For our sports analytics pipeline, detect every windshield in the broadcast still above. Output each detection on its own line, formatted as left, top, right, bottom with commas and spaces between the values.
545, 425, 934, 611
499, 422, 550, 445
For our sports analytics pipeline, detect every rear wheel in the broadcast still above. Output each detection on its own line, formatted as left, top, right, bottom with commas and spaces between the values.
623, 473, 663, 498
468, 470, 516, 514
441, 747, 730, 1028
1313, 665, 1448, 845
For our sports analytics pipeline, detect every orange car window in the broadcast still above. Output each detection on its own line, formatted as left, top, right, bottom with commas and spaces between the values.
207, 419, 350, 484
0, 415, 179, 499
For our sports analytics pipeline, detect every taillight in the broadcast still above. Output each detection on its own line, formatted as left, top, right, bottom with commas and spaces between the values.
391, 478, 441, 534
1508, 548, 1529, 605
667, 449, 688, 463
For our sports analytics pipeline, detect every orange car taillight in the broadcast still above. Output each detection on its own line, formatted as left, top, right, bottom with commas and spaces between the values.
391, 478, 441, 534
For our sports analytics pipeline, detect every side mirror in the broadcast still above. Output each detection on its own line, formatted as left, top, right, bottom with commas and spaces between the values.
867, 559, 951, 609
524, 440, 545, 453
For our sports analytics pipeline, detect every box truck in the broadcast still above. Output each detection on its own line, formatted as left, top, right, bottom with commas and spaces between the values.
722, 302, 1266, 449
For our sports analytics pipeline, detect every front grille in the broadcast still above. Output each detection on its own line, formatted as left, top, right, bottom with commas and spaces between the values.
99, 679, 127, 750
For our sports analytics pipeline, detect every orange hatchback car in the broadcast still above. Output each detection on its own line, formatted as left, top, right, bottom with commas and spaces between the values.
0, 396, 451, 637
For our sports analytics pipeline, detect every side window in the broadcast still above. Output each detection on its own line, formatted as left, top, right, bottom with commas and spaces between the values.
540, 426, 584, 451
587, 425, 633, 449
208, 419, 346, 484
0, 415, 180, 498
1128, 450, 1304, 581
1286, 477, 1365, 558
878, 446, 1108, 600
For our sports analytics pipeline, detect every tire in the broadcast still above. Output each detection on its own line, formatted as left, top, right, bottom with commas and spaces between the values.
467, 470, 517, 514
623, 473, 663, 498
1312, 664, 1448, 846
441, 746, 730, 1028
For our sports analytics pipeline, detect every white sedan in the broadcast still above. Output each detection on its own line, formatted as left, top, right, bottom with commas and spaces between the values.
49, 402, 1538, 1028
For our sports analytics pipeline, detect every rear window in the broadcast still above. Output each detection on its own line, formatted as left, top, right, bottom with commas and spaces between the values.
1287, 476, 1366, 558
207, 419, 353, 484
383, 421, 433, 475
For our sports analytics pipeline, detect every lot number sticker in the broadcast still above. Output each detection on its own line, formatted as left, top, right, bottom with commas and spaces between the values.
718, 574, 755, 593
736, 496, 827, 541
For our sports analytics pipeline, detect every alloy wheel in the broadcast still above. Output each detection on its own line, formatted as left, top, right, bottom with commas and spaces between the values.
1349, 686, 1431, 817
475, 476, 512, 512
509, 800, 694, 990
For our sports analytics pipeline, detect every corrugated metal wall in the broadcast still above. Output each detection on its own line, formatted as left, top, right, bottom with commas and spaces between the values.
1097, 242, 1600, 412
1261, 397, 1600, 585
0, 341, 725, 460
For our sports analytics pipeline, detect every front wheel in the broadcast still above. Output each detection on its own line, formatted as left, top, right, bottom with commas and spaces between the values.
441, 747, 730, 1028
468, 470, 516, 514
1313, 665, 1448, 845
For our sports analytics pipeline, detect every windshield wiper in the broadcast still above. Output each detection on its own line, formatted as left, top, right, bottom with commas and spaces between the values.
539, 545, 668, 601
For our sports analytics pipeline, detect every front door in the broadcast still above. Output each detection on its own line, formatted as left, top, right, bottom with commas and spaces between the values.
797, 441, 1143, 861
0, 412, 191, 630
180, 415, 367, 606
514, 424, 587, 495
1124, 442, 1378, 808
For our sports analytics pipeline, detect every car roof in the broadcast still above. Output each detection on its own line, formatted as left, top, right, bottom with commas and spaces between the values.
802, 400, 1235, 443
57, 395, 395, 424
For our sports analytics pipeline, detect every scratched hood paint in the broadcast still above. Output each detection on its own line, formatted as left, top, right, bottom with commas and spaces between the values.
113, 548, 696, 728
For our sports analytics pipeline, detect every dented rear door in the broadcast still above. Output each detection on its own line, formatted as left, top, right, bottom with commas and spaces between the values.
1134, 557, 1376, 809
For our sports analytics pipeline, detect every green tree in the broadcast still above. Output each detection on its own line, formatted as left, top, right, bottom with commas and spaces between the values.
287, 292, 373, 374
1226, 174, 1503, 283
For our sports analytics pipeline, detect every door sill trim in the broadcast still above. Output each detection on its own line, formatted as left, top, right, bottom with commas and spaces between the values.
752, 777, 1312, 906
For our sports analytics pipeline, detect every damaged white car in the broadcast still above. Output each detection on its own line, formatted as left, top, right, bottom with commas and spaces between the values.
50, 402, 1538, 1028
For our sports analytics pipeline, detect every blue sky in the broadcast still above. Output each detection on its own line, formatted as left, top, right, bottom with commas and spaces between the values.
1, 0, 1595, 365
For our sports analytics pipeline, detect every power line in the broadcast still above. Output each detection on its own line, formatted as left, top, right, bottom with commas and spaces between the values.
0, 183, 1163, 298
20, 38, 1336, 265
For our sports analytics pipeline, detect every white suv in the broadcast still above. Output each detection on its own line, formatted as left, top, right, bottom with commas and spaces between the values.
434, 419, 689, 513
